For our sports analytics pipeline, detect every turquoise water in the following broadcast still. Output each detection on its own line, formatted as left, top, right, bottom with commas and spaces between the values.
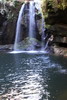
0, 53, 67, 100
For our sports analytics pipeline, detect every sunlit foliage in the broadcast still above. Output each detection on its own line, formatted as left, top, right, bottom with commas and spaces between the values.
42, 0, 67, 10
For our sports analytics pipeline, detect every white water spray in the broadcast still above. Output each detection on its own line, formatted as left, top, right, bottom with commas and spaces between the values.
29, 1, 36, 50
41, 14, 45, 50
14, 4, 25, 51
29, 1, 35, 38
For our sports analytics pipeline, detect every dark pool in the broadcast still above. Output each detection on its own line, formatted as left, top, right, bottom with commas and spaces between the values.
0, 52, 67, 100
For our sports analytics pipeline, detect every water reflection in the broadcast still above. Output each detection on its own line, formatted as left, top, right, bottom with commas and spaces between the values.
1, 72, 45, 100
0, 53, 67, 100
0, 71, 50, 100
0, 53, 50, 100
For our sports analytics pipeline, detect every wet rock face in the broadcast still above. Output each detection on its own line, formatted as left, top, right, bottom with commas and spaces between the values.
45, 4, 67, 47
20, 3, 30, 40
0, 1, 22, 45
0, 13, 6, 27
13, 37, 41, 51
0, 11, 8, 44
46, 24, 67, 47
35, 13, 43, 41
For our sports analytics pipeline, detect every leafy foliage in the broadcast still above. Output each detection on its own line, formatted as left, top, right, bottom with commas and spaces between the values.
42, 0, 67, 11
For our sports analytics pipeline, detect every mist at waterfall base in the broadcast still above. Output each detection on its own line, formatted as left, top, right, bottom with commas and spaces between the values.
13, 1, 46, 53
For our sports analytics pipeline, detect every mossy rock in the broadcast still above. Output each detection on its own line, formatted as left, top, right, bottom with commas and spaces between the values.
15, 37, 41, 50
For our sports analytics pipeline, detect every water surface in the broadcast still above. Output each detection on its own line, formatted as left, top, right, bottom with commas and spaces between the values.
0, 53, 67, 100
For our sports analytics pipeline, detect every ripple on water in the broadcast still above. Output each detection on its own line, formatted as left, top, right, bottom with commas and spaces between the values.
0, 70, 50, 100
0, 53, 67, 100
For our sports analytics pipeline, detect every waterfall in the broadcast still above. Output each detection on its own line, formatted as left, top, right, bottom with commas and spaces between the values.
14, 4, 25, 51
29, 1, 36, 50
29, 1, 35, 38
14, 1, 46, 52
41, 15, 45, 50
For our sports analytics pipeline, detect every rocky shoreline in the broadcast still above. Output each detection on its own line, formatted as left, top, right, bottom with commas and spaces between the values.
51, 45, 67, 57
0, 43, 67, 58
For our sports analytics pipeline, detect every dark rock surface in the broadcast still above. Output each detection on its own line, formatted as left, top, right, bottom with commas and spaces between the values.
0, 1, 23, 45
45, 7, 67, 25
45, 24, 67, 48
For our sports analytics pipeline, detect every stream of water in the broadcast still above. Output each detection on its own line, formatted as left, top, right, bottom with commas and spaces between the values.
14, 3, 25, 51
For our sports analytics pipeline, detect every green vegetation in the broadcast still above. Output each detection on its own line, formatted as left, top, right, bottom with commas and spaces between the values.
0, 0, 67, 11
42, 0, 67, 11
41, 0, 67, 25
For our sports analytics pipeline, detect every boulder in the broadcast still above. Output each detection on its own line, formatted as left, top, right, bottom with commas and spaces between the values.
14, 37, 41, 50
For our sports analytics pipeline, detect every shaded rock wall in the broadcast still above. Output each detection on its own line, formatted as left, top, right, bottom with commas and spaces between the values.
46, 24, 67, 47
45, 2, 67, 47
45, 8, 67, 25
0, 1, 22, 44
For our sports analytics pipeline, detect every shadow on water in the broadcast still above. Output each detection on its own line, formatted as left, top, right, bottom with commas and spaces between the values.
0, 52, 67, 100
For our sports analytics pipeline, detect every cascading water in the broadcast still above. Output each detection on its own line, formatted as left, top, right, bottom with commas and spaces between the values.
41, 15, 45, 50
14, 1, 46, 52
29, 1, 36, 50
14, 4, 25, 51
29, 1, 35, 38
